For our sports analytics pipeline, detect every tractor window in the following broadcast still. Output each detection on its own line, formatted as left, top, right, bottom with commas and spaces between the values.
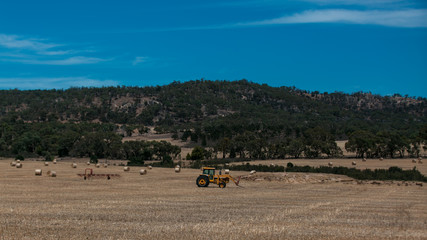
203, 169, 215, 175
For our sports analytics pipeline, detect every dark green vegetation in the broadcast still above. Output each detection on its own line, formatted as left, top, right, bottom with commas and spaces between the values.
0, 121, 180, 164
0, 80, 426, 160
286, 164, 427, 182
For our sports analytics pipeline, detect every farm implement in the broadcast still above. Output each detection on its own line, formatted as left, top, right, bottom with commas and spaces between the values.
196, 167, 242, 188
78, 168, 120, 180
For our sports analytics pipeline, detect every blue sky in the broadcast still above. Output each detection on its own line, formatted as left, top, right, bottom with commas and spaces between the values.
0, 0, 426, 97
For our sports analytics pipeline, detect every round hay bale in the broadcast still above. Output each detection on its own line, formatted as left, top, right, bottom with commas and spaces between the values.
175, 165, 180, 168
104, 164, 108, 168
10, 161, 16, 167
96, 163, 100, 168
71, 163, 77, 168
328, 162, 333, 167
16, 163, 22, 168
362, 158, 367, 162
352, 161, 357, 166
124, 166, 130, 172
16, 160, 21, 163
44, 162, 49, 166
418, 157, 422, 161
139, 169, 147, 175
53, 159, 57, 164
419, 159, 423, 164
175, 167, 181, 173
250, 170, 256, 175
148, 165, 152, 170
224, 169, 230, 174
412, 159, 417, 163
87, 162, 91, 165
50, 171, 56, 177
35, 169, 42, 176
379, 157, 383, 161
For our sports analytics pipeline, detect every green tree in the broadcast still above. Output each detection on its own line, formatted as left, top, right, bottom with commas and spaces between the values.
345, 130, 377, 158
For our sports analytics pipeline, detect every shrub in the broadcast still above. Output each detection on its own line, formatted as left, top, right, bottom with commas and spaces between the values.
45, 152, 54, 162
90, 155, 98, 164
286, 165, 427, 182
127, 156, 144, 166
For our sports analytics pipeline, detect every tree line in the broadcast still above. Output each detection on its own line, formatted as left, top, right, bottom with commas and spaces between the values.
0, 121, 180, 164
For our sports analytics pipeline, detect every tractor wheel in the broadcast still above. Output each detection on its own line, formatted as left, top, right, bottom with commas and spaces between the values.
196, 176, 209, 187
219, 182, 226, 188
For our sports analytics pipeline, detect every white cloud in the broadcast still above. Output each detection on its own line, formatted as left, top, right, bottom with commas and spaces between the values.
0, 77, 119, 89
0, 33, 109, 65
302, 0, 406, 6
132, 56, 149, 66
238, 9, 427, 28
4, 56, 109, 65
0, 34, 59, 52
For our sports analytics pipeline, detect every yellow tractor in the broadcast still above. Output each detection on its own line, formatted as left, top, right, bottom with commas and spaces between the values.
196, 167, 241, 188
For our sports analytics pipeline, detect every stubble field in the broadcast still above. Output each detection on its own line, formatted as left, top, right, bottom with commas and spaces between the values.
1, 160, 426, 240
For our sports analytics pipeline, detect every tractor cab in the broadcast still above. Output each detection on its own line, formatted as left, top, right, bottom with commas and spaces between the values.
202, 167, 215, 180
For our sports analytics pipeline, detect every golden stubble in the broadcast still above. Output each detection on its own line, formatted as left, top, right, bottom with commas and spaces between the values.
0, 160, 426, 240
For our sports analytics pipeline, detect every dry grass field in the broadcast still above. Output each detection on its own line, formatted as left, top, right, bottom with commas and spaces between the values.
1, 160, 427, 240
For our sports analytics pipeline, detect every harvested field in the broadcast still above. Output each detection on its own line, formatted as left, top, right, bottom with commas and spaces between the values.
1, 160, 426, 240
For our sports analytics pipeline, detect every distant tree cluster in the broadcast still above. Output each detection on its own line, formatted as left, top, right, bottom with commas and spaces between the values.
0, 120, 180, 163
345, 126, 427, 158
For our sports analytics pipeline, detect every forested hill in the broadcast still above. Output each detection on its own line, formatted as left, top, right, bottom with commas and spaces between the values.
1, 80, 425, 134
0, 80, 426, 160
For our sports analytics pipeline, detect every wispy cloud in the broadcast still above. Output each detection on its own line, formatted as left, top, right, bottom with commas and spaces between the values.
0, 34, 60, 52
132, 56, 149, 66
236, 9, 427, 28
0, 77, 119, 89
0, 33, 109, 65
4, 56, 108, 65
302, 0, 407, 6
